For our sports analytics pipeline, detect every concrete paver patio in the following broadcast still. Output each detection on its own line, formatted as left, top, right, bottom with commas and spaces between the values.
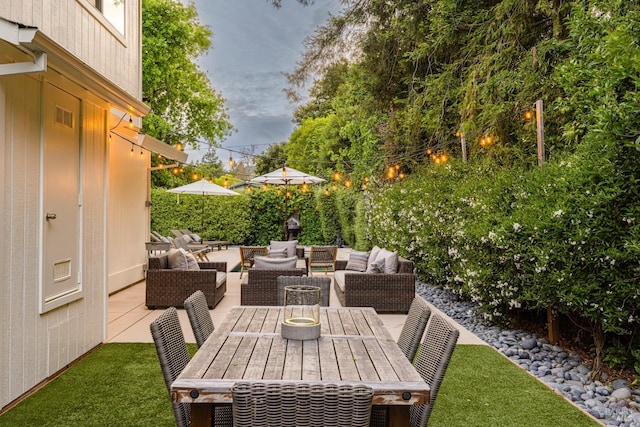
107, 247, 487, 346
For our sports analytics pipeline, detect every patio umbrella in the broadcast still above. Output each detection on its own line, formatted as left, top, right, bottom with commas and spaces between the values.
168, 179, 239, 230
250, 166, 326, 238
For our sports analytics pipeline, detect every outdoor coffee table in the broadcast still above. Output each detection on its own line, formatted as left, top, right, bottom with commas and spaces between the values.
171, 306, 429, 427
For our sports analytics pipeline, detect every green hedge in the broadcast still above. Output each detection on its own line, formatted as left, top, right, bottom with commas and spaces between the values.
151, 186, 364, 246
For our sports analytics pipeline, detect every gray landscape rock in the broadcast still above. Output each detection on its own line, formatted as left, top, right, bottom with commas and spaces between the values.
416, 282, 639, 427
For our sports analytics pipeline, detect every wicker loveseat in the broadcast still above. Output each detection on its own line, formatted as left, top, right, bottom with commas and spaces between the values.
146, 254, 227, 309
333, 254, 415, 313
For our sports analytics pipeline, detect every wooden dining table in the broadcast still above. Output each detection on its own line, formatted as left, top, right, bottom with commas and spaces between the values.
171, 306, 429, 427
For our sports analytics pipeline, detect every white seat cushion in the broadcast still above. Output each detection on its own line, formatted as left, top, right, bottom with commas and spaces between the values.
216, 272, 227, 288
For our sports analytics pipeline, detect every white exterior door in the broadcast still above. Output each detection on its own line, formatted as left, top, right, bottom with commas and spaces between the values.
41, 82, 82, 313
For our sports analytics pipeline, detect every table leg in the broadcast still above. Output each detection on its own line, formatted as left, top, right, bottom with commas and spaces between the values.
387, 405, 410, 427
190, 403, 213, 426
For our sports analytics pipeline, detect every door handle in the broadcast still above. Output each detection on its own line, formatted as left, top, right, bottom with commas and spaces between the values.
46, 213, 57, 220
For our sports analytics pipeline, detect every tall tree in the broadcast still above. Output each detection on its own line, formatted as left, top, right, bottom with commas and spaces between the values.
254, 142, 289, 176
142, 0, 233, 148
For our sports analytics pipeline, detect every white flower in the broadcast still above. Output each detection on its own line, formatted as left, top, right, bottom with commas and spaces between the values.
513, 223, 521, 232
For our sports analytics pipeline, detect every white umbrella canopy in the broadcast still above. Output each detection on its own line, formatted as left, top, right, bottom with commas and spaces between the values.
250, 166, 326, 239
167, 179, 239, 196
167, 179, 239, 231
249, 166, 326, 186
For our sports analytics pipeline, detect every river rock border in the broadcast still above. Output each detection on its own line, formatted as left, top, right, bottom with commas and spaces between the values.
416, 282, 640, 427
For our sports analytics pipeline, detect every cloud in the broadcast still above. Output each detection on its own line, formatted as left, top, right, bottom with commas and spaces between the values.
184, 0, 341, 163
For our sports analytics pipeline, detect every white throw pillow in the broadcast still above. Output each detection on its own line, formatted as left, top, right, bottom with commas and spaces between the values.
167, 248, 188, 270
345, 250, 369, 272
376, 249, 399, 274
368, 245, 381, 267
254, 255, 298, 270
270, 240, 298, 258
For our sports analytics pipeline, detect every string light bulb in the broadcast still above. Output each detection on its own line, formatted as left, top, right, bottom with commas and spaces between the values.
176, 142, 182, 151
262, 184, 268, 191
333, 171, 341, 182
282, 165, 287, 177
223, 178, 229, 188
192, 173, 198, 180
387, 166, 396, 179
229, 156, 234, 168
130, 144, 134, 157
172, 167, 179, 174
524, 110, 534, 120
301, 182, 309, 193
344, 179, 352, 188
246, 187, 252, 194
324, 188, 330, 196
128, 115, 134, 129
140, 149, 144, 158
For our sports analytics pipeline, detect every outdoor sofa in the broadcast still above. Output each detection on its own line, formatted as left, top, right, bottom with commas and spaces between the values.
146, 252, 227, 309
334, 247, 416, 313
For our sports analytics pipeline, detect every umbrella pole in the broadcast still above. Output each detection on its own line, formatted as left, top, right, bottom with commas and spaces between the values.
201, 193, 205, 232
283, 182, 288, 240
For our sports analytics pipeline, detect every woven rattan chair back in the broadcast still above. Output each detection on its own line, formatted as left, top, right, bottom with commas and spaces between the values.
150, 307, 191, 427
239, 246, 268, 278
276, 276, 332, 306
232, 382, 373, 427
410, 313, 459, 426
397, 296, 432, 362
184, 291, 215, 348
308, 245, 338, 275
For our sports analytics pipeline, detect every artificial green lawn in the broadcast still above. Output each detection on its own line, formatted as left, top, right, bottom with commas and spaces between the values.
0, 344, 598, 427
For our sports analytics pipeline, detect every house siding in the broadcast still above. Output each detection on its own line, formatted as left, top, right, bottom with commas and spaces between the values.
0, 0, 142, 98
0, 0, 147, 409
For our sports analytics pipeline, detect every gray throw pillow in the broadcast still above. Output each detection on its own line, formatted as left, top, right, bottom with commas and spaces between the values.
366, 258, 385, 274
268, 248, 288, 258
376, 249, 399, 274
254, 255, 298, 270
345, 250, 369, 272
184, 250, 200, 271
167, 248, 188, 270
270, 240, 298, 258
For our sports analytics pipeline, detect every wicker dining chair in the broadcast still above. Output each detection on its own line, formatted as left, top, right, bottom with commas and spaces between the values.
150, 307, 192, 427
184, 290, 215, 348
397, 296, 432, 362
150, 307, 232, 427
232, 382, 373, 427
238, 246, 268, 278
370, 312, 459, 427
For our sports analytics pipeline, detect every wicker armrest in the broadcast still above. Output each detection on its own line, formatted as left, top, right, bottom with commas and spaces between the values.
146, 269, 220, 309
335, 260, 348, 270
